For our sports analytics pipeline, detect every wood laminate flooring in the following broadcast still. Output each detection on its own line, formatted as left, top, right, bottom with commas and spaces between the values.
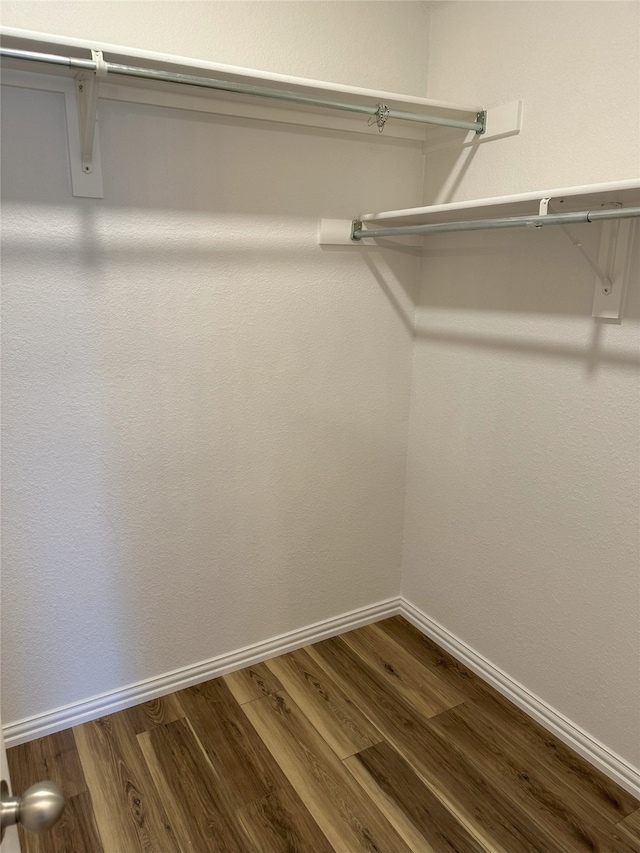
7, 617, 640, 852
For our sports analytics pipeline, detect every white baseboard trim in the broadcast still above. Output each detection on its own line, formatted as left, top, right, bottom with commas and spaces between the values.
5, 593, 639, 801
399, 598, 640, 799
3, 596, 402, 747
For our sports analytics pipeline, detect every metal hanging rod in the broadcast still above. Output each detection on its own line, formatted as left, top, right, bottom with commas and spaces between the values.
0, 46, 486, 134
351, 205, 640, 240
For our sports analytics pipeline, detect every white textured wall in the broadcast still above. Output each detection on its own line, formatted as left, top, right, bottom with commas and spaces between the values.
423, 0, 640, 202
403, 1, 640, 767
0, 3, 424, 723
0, 0, 430, 93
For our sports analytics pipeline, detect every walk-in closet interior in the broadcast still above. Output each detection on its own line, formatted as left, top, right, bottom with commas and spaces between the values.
1, 2, 639, 850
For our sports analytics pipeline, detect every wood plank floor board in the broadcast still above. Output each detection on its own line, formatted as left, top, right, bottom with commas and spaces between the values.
469, 689, 640, 825
378, 616, 639, 821
341, 622, 467, 717
611, 823, 640, 853
175, 676, 290, 808
619, 809, 640, 836
6, 728, 87, 800
15, 791, 103, 853
237, 786, 336, 853
378, 617, 568, 731
74, 711, 181, 853
263, 646, 384, 759
344, 740, 485, 853
447, 695, 640, 830
375, 616, 490, 700
225, 662, 284, 705
242, 690, 411, 853
137, 717, 251, 853
428, 702, 631, 853
306, 636, 565, 853
615, 810, 640, 851
122, 693, 185, 734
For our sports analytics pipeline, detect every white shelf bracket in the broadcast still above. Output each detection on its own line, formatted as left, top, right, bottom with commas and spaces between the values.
591, 207, 634, 321
75, 49, 106, 175
544, 198, 632, 319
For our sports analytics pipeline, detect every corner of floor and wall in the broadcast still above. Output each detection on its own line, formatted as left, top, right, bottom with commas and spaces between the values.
1, 0, 639, 801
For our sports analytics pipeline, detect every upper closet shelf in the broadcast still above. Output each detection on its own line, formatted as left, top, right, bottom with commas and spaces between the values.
0, 27, 519, 144
0, 27, 521, 199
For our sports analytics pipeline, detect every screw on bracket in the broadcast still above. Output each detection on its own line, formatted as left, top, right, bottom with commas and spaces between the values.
475, 110, 487, 135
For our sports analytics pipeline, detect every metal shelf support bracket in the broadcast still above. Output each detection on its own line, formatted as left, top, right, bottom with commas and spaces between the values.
541, 197, 613, 293
542, 196, 634, 320
75, 49, 106, 174
591, 208, 635, 321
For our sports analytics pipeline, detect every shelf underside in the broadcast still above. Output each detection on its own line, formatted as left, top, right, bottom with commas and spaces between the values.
0, 27, 482, 139
360, 181, 640, 226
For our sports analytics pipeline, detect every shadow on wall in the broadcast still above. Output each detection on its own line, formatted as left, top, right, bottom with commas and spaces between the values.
420, 138, 481, 205
321, 241, 420, 335
0, 88, 424, 219
412, 221, 640, 375
419, 224, 639, 317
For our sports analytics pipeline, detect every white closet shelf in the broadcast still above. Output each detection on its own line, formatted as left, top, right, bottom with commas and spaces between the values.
320, 180, 639, 322
0, 27, 487, 137
359, 180, 640, 226
0, 27, 522, 200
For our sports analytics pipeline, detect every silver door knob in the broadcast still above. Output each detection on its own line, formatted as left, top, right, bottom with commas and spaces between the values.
1, 779, 65, 838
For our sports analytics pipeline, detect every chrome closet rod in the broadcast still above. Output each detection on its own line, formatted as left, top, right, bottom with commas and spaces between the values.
352, 205, 640, 239
0, 46, 486, 133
